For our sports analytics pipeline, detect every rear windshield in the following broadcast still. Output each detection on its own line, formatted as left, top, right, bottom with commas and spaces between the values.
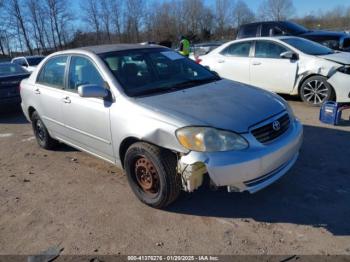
282, 38, 334, 55
100, 48, 219, 97
281, 21, 308, 35
0, 63, 27, 76
26, 57, 44, 66
238, 24, 257, 38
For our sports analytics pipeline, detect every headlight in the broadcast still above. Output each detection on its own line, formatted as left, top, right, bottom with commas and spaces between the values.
176, 127, 248, 152
338, 66, 350, 75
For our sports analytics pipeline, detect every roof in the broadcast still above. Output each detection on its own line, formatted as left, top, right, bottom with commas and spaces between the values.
77, 44, 166, 54
12, 55, 45, 59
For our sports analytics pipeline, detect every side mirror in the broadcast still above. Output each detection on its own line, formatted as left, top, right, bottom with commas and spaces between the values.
280, 51, 299, 60
78, 84, 108, 98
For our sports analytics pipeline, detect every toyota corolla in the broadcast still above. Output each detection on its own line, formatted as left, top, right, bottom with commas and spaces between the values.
20, 44, 303, 208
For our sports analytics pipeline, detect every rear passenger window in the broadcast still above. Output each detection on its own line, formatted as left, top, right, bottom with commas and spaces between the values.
255, 41, 288, 59
37, 56, 68, 88
221, 42, 251, 57
68, 56, 104, 92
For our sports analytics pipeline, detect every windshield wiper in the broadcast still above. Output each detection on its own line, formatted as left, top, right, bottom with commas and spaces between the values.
171, 77, 220, 89
133, 77, 220, 97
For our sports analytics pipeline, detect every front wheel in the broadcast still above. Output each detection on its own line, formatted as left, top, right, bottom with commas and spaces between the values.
300, 76, 334, 106
124, 142, 181, 208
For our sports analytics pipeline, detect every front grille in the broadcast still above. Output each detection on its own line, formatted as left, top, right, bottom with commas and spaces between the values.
251, 113, 290, 144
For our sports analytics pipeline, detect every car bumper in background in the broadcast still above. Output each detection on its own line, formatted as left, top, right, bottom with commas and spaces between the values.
0, 96, 21, 110
180, 119, 303, 193
328, 72, 350, 102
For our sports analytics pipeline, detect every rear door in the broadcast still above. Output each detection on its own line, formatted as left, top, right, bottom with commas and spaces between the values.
35, 55, 68, 137
212, 41, 252, 84
60, 55, 114, 162
250, 40, 298, 94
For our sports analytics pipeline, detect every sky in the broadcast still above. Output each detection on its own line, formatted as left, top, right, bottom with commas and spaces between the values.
71, 0, 349, 17
240, 0, 350, 16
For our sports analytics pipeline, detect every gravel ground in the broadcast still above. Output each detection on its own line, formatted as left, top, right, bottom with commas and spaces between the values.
0, 98, 349, 256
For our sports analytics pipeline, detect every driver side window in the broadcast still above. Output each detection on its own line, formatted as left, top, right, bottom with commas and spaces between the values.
68, 56, 104, 92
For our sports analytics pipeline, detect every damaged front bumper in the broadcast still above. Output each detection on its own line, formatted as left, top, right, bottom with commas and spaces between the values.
328, 72, 350, 102
179, 118, 303, 193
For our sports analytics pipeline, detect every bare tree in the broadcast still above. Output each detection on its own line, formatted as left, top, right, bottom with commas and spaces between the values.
83, 0, 101, 43
232, 0, 255, 28
7, 0, 33, 54
46, 0, 69, 49
27, 0, 47, 52
258, 0, 295, 21
125, 0, 144, 42
100, 0, 112, 42
110, 0, 124, 41
215, 0, 232, 38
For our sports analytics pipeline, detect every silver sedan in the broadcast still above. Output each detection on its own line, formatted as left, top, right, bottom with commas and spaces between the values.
20, 44, 303, 208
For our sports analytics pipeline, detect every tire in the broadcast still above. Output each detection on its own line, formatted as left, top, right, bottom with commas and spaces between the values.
31, 111, 58, 150
300, 76, 335, 106
124, 142, 181, 208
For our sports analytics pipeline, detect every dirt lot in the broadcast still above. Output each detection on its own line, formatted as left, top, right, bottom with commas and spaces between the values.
0, 98, 350, 256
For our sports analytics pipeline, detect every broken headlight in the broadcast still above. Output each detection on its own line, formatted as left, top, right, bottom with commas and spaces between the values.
176, 127, 248, 152
338, 66, 350, 75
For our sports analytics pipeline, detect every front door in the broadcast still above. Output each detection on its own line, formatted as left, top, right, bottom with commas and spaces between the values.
250, 40, 298, 94
60, 55, 114, 162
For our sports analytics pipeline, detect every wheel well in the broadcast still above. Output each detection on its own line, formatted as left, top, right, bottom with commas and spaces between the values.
298, 74, 336, 100
28, 106, 36, 120
119, 137, 140, 167
119, 137, 178, 168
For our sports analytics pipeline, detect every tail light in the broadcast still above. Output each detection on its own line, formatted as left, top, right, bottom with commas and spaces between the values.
195, 57, 202, 64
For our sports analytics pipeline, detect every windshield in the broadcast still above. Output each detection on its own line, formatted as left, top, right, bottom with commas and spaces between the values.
282, 21, 308, 35
26, 57, 44, 66
282, 38, 334, 55
0, 63, 27, 76
100, 49, 219, 97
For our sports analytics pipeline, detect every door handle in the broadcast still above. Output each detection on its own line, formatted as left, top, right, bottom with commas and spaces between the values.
218, 59, 225, 63
62, 97, 71, 104
252, 61, 262, 66
34, 88, 40, 94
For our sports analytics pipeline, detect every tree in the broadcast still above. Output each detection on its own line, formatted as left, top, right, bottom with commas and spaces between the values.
258, 0, 295, 21
82, 0, 101, 43
215, 0, 232, 38
232, 0, 255, 28
125, 0, 144, 42
7, 0, 33, 54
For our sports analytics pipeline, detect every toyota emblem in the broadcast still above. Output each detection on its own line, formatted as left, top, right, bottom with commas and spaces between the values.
272, 120, 281, 131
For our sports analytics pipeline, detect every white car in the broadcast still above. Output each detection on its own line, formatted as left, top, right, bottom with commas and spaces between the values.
11, 56, 45, 73
199, 36, 350, 106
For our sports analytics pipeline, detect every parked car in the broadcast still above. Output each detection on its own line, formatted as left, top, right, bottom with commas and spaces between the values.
11, 56, 45, 72
0, 62, 30, 110
20, 44, 303, 208
199, 36, 350, 106
237, 21, 350, 52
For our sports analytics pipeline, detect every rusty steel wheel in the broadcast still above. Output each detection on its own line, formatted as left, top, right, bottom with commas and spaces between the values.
124, 142, 182, 208
134, 156, 160, 195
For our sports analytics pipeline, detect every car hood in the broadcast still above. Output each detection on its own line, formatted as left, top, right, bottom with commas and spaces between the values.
318, 52, 350, 65
137, 80, 286, 133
